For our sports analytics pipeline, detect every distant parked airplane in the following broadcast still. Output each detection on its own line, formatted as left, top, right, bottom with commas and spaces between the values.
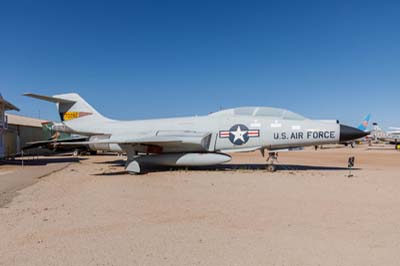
371, 123, 400, 147
23, 121, 92, 155
357, 114, 371, 132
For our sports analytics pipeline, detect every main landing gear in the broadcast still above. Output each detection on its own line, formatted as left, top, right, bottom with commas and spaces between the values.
126, 160, 143, 175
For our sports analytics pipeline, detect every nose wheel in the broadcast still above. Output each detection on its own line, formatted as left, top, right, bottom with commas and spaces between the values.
266, 152, 278, 172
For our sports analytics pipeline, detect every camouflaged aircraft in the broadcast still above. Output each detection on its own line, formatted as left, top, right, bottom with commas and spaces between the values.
25, 93, 368, 174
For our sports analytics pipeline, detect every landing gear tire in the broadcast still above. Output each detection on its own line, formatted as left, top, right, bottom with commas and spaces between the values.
73, 149, 80, 156
266, 164, 276, 172
266, 152, 278, 172
126, 160, 142, 175
128, 171, 143, 175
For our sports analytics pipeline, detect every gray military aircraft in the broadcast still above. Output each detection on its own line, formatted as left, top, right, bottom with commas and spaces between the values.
25, 93, 368, 174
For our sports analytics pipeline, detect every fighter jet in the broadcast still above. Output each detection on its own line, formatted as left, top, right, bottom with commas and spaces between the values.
24, 93, 368, 174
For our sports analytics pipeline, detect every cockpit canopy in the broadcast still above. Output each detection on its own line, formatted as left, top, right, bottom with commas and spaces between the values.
209, 106, 307, 121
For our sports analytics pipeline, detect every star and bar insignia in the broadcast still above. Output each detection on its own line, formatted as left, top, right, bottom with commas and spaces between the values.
219, 124, 260, 145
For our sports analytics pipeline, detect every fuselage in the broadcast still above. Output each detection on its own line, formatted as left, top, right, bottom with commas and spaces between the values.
64, 110, 341, 153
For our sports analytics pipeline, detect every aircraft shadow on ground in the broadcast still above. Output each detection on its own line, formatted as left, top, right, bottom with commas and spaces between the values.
94, 159, 126, 165
188, 164, 358, 171
0, 157, 85, 166
94, 162, 359, 175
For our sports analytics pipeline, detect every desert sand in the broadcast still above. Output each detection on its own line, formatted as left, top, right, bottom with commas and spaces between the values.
1, 147, 400, 266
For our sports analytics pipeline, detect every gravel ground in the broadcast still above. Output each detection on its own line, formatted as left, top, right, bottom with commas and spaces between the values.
1, 146, 400, 266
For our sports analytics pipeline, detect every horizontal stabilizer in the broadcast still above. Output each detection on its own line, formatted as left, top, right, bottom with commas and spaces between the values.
23, 136, 88, 149
23, 93, 76, 104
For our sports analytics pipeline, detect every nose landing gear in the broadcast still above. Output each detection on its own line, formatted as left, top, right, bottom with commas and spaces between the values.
266, 151, 279, 172
260, 149, 279, 172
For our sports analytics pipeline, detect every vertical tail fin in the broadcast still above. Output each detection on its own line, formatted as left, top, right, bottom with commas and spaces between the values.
41, 121, 55, 140
24, 93, 109, 123
357, 114, 371, 131
53, 93, 108, 122
372, 122, 382, 131
41, 121, 72, 140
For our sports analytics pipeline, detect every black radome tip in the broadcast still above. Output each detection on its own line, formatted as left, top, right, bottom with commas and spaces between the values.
339, 124, 369, 142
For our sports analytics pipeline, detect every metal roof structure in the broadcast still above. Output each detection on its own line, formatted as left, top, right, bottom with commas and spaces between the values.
0, 94, 20, 111
6, 114, 48, 128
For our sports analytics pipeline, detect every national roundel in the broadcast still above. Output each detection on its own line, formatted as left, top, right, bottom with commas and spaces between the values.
219, 124, 260, 145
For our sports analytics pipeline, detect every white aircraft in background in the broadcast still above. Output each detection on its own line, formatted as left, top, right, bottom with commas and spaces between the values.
371, 123, 400, 146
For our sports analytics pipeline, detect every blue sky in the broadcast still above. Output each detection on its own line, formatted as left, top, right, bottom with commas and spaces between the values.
1, 0, 400, 128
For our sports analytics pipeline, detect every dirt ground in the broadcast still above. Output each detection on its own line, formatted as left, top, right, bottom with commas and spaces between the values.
1, 146, 400, 266
0, 157, 76, 207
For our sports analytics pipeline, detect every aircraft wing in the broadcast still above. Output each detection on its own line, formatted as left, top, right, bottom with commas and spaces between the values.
59, 136, 184, 145
387, 127, 400, 135
378, 136, 400, 145
59, 131, 213, 152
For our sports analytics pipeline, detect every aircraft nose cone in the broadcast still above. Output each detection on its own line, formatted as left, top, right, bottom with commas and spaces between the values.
339, 124, 369, 142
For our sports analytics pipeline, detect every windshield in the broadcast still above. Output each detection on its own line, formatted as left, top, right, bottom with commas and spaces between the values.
209, 106, 306, 120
